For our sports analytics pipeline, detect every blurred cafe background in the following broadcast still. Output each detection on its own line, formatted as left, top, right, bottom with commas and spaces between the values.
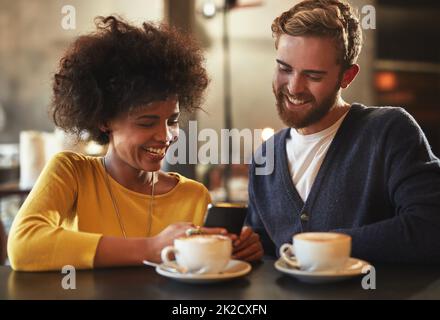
0, 0, 439, 255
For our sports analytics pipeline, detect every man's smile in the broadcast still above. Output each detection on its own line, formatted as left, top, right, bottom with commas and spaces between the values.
284, 95, 312, 111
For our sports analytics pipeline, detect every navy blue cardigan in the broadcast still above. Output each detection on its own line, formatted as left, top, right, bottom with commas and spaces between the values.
247, 104, 440, 263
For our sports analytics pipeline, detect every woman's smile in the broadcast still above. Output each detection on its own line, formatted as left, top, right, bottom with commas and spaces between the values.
142, 145, 168, 161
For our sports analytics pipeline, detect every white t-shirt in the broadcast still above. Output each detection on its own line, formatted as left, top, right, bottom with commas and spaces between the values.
286, 112, 348, 202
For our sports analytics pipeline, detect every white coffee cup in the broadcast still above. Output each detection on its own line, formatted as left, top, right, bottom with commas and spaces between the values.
161, 234, 232, 274
279, 232, 351, 272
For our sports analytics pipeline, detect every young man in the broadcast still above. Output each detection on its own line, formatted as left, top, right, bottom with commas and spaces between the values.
247, 0, 440, 263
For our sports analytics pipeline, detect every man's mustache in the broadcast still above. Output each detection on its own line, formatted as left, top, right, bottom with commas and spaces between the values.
281, 91, 313, 101
272, 84, 313, 102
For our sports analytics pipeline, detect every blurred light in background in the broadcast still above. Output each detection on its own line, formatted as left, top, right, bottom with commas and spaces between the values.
375, 71, 397, 91
84, 141, 106, 156
202, 1, 217, 18
261, 127, 274, 141
0, 103, 5, 132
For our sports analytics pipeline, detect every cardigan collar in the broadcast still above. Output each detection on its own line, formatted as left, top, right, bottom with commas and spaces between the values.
276, 103, 365, 215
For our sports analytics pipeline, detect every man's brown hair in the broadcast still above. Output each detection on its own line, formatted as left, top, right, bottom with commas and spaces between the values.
272, 0, 363, 69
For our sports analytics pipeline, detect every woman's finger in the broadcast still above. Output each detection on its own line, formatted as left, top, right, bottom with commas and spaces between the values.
200, 227, 228, 235
226, 233, 238, 241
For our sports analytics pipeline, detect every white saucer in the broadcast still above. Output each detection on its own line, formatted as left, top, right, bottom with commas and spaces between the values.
274, 257, 372, 284
155, 260, 252, 284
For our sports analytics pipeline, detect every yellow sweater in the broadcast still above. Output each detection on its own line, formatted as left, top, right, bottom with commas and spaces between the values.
7, 152, 210, 271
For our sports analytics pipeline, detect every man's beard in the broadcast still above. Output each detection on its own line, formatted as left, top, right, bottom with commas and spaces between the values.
273, 84, 340, 129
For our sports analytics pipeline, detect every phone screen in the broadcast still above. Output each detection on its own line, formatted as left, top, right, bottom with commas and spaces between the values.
203, 203, 247, 235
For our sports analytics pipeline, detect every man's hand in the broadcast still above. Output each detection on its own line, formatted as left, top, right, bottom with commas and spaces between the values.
232, 226, 264, 262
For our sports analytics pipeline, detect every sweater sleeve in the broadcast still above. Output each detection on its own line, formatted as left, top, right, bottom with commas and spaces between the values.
334, 109, 440, 263
194, 184, 212, 227
7, 152, 102, 271
246, 164, 277, 258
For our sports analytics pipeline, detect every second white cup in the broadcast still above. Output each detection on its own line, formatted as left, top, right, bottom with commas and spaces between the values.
279, 232, 351, 272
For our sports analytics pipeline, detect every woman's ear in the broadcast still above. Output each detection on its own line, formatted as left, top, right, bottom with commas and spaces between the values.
99, 123, 110, 134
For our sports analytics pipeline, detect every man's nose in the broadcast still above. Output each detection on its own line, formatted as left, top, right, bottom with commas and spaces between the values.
287, 74, 305, 95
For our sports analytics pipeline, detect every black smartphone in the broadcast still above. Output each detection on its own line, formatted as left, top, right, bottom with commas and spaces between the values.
203, 203, 248, 235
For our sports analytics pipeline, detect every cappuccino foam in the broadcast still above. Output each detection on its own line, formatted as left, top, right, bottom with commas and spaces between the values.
179, 235, 230, 242
295, 232, 350, 242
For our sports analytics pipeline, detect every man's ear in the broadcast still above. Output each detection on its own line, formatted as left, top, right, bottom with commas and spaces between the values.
341, 64, 360, 89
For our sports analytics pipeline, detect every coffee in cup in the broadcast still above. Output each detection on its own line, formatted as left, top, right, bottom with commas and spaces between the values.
161, 234, 232, 274
279, 232, 351, 272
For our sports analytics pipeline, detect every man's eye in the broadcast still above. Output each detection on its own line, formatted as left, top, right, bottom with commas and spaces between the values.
308, 75, 322, 81
278, 65, 290, 73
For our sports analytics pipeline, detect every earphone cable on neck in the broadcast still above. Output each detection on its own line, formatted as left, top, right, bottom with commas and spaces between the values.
102, 157, 155, 238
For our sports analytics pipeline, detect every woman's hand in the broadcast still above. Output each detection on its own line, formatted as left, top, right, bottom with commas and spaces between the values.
150, 223, 229, 262
150, 222, 192, 261
232, 226, 264, 262
200, 226, 238, 243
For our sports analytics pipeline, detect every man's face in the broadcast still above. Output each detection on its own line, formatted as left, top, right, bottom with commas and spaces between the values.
273, 35, 344, 129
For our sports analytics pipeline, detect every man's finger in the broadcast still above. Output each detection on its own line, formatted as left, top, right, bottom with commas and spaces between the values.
241, 250, 264, 262
234, 226, 253, 246
235, 245, 264, 262
233, 241, 261, 260
234, 233, 259, 252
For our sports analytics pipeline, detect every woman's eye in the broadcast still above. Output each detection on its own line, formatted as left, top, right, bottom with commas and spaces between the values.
168, 120, 179, 126
138, 123, 155, 128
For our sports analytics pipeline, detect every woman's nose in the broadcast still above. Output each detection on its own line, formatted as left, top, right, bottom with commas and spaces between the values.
154, 123, 174, 143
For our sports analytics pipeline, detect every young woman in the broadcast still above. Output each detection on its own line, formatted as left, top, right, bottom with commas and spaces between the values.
7, 16, 263, 271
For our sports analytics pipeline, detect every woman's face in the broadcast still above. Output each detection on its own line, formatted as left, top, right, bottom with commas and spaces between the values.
106, 98, 180, 172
